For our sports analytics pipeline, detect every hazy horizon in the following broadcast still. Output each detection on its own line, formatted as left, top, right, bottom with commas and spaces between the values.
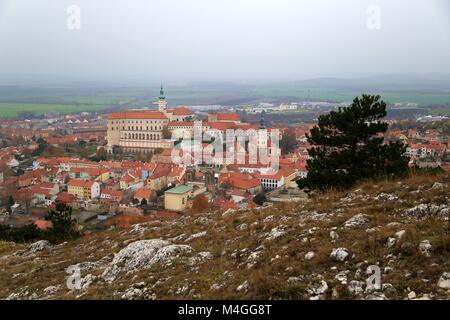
1, 0, 450, 85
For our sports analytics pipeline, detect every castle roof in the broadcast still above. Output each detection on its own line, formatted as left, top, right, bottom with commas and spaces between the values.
108, 110, 168, 120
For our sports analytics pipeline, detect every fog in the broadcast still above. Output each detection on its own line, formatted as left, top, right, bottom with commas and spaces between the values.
0, 0, 449, 84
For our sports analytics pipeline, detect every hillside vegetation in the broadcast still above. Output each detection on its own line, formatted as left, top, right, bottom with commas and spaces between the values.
0, 173, 449, 300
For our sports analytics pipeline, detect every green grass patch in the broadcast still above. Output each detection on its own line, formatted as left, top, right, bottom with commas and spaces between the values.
0, 103, 113, 118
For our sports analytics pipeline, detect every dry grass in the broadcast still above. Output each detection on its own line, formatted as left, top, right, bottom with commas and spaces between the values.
0, 172, 449, 300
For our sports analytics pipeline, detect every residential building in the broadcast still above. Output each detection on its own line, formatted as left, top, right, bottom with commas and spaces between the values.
164, 185, 192, 211
67, 179, 100, 200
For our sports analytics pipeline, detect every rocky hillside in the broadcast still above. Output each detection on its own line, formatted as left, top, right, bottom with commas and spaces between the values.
0, 174, 449, 300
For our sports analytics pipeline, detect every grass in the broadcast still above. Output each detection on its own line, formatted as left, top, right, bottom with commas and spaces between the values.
253, 88, 450, 105
0, 103, 113, 118
0, 173, 448, 300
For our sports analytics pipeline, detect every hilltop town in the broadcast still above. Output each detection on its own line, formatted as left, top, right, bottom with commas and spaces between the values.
0, 88, 449, 232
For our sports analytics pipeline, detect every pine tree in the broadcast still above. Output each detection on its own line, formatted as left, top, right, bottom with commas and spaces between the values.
45, 203, 79, 243
297, 94, 409, 191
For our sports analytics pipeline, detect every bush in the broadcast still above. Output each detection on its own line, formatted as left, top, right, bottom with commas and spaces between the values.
0, 204, 80, 244
253, 193, 267, 206
0, 224, 42, 243
192, 194, 210, 213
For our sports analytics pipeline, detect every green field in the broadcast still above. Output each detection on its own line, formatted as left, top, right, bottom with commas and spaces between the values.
1, 81, 450, 119
252, 88, 450, 105
0, 103, 113, 118
61, 97, 134, 105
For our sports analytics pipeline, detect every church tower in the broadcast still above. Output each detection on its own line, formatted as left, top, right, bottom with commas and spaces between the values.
259, 110, 266, 129
158, 84, 167, 113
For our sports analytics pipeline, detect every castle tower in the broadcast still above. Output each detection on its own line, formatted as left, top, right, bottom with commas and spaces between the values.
158, 84, 167, 113
259, 110, 266, 129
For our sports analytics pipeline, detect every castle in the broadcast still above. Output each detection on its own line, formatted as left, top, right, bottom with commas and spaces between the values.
106, 86, 195, 153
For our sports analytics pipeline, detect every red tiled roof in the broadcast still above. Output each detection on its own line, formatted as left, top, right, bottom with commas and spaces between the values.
134, 188, 153, 199
219, 172, 261, 190
207, 122, 239, 131
56, 192, 78, 203
120, 174, 136, 183
169, 107, 194, 116
252, 171, 284, 180
216, 113, 240, 121
68, 179, 96, 188
108, 110, 168, 120
35, 220, 53, 230
159, 149, 173, 157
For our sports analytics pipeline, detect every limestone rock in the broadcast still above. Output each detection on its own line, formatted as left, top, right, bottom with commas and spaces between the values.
304, 251, 315, 261
344, 214, 369, 228
418, 240, 432, 257
330, 248, 349, 262
102, 239, 193, 281
28, 240, 50, 253
437, 272, 450, 289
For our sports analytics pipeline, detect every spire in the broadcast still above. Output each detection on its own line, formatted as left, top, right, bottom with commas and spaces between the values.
158, 84, 167, 112
159, 84, 165, 100
259, 110, 266, 129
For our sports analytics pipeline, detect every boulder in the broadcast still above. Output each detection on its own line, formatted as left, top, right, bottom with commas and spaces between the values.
185, 231, 207, 242
28, 240, 50, 253
348, 280, 364, 295
304, 251, 315, 261
265, 226, 287, 240
102, 239, 193, 281
329, 230, 339, 241
236, 280, 249, 292
418, 240, 432, 257
403, 204, 449, 220
330, 248, 349, 262
307, 280, 328, 296
344, 214, 369, 228
437, 272, 450, 289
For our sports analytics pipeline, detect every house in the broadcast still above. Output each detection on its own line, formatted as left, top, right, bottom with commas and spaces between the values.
146, 164, 171, 191
69, 168, 110, 182
164, 185, 192, 212
6, 157, 19, 168
134, 188, 154, 203
120, 171, 141, 190
151, 149, 174, 164
100, 189, 124, 202
67, 179, 100, 200
218, 171, 262, 194
167, 166, 185, 185
55, 192, 79, 204
252, 171, 285, 191
207, 112, 241, 124
17, 169, 44, 188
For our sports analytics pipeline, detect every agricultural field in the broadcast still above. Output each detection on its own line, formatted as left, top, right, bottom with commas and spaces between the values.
0, 103, 114, 118
1, 79, 450, 118
251, 88, 450, 105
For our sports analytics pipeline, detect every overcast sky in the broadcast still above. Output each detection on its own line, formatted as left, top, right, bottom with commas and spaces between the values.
0, 0, 449, 84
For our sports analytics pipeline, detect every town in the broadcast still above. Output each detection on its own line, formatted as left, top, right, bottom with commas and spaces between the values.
0, 87, 449, 233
